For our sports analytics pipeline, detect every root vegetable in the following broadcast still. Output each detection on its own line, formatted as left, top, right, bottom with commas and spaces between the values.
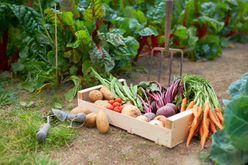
100, 86, 114, 100
154, 115, 169, 127
88, 90, 103, 102
121, 105, 141, 118
166, 103, 178, 112
136, 115, 148, 122
143, 113, 156, 121
96, 111, 109, 133
85, 112, 97, 127
156, 105, 175, 117
94, 100, 111, 108
71, 106, 91, 115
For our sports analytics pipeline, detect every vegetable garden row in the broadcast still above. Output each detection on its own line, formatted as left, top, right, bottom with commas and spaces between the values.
0, 0, 247, 101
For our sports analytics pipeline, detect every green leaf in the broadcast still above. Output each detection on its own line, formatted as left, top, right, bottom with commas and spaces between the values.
8, 4, 43, 32
193, 16, 224, 32
67, 29, 91, 48
89, 46, 115, 72
64, 76, 82, 102
137, 27, 158, 36
98, 32, 125, 46
123, 36, 139, 58
210, 130, 248, 165
173, 25, 188, 40
61, 12, 74, 26
146, 0, 166, 24
83, 0, 105, 22
228, 72, 248, 98
224, 96, 248, 151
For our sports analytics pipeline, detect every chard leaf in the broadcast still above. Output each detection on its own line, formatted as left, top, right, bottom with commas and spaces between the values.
224, 96, 248, 151
61, 12, 74, 26
89, 46, 115, 72
137, 27, 158, 36
64, 75, 82, 102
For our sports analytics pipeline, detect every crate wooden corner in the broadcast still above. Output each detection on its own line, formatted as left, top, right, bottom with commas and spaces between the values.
77, 84, 193, 148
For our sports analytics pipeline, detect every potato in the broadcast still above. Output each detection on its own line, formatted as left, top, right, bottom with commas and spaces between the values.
154, 115, 169, 127
71, 106, 91, 115
88, 90, 103, 102
100, 86, 114, 100
96, 111, 109, 133
85, 112, 97, 127
94, 100, 111, 108
121, 105, 141, 118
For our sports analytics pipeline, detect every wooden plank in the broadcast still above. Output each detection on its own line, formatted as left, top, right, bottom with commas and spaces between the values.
78, 99, 172, 147
168, 109, 193, 147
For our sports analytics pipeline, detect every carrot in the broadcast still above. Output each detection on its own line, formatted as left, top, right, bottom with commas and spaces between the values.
197, 106, 203, 119
209, 110, 223, 129
200, 118, 210, 149
215, 107, 224, 124
193, 105, 198, 125
209, 120, 217, 133
180, 98, 187, 112
186, 101, 195, 110
186, 115, 200, 147
199, 121, 204, 146
200, 102, 210, 149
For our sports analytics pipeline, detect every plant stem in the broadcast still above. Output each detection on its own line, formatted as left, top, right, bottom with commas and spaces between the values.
55, 3, 58, 85
37, 0, 54, 45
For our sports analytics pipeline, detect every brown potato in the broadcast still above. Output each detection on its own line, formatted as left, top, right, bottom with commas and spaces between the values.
88, 90, 103, 102
100, 86, 114, 100
71, 106, 91, 115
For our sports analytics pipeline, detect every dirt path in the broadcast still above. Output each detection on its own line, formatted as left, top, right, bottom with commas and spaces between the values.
51, 44, 248, 165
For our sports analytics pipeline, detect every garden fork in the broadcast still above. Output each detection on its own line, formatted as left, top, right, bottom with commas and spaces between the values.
148, 0, 184, 86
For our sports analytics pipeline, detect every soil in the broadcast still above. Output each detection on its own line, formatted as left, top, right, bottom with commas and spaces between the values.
51, 43, 248, 165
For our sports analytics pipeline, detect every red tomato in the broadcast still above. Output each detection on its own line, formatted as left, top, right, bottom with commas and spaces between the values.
113, 102, 121, 107
108, 100, 115, 104
107, 105, 114, 110
119, 105, 124, 110
115, 98, 122, 103
113, 106, 121, 113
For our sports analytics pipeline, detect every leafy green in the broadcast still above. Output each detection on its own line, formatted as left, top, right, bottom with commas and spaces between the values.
210, 72, 248, 165
210, 130, 248, 165
64, 75, 82, 102
228, 73, 248, 98
224, 96, 248, 151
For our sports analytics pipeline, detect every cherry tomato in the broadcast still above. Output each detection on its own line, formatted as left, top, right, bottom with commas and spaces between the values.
113, 102, 121, 107
107, 105, 114, 110
119, 105, 124, 110
113, 107, 121, 113
115, 98, 122, 103
108, 100, 115, 104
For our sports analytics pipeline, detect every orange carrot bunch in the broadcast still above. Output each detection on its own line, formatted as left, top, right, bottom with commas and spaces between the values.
182, 74, 224, 149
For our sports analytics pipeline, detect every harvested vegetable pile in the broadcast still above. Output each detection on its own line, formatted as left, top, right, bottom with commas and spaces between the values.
182, 74, 224, 149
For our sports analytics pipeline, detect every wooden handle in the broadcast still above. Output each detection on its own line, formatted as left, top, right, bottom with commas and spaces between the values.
165, 0, 173, 47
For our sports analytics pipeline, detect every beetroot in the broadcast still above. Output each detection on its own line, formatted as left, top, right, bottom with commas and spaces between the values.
166, 103, 178, 112
143, 112, 156, 121
156, 105, 175, 117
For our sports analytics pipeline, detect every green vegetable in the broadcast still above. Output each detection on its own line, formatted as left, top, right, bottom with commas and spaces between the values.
210, 72, 248, 165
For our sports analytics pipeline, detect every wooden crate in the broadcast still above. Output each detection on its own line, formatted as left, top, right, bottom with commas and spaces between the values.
77, 81, 193, 148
